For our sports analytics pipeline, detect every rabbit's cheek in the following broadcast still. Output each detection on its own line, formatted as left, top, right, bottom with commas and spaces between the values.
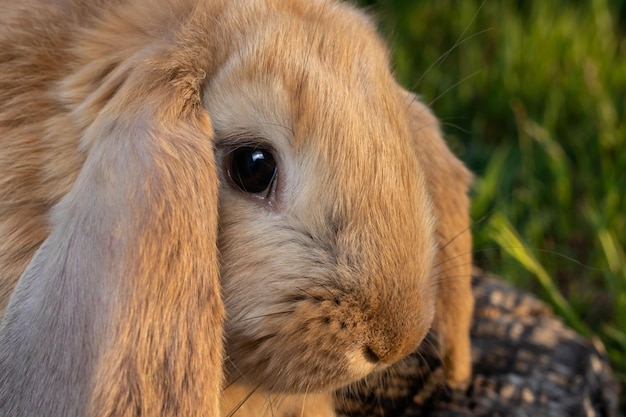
222, 274, 435, 392
223, 295, 371, 391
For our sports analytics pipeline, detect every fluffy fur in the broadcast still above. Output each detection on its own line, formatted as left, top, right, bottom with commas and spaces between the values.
0, 0, 473, 416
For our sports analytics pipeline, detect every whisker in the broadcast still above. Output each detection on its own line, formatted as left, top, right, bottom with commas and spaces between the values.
434, 250, 474, 268
225, 382, 263, 417
439, 119, 472, 135
411, 24, 490, 95
262, 384, 275, 417
431, 273, 472, 295
221, 371, 244, 392
415, 350, 434, 380
242, 310, 295, 322
490, 246, 607, 271
319, 283, 340, 303
436, 261, 473, 282
436, 204, 498, 256
438, 226, 473, 254
406, 0, 488, 111
223, 356, 256, 392
469, 246, 606, 271
296, 286, 325, 302
427, 70, 483, 108
299, 387, 309, 417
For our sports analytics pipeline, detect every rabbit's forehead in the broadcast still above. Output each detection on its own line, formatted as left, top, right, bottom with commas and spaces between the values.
206, 0, 403, 138
204, 23, 412, 151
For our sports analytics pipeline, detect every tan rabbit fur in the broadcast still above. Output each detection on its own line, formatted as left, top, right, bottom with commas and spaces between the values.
0, 0, 473, 416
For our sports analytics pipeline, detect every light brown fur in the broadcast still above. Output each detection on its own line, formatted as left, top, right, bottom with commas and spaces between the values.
0, 0, 473, 416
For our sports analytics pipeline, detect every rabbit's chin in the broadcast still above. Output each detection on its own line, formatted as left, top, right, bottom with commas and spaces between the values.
224, 345, 390, 393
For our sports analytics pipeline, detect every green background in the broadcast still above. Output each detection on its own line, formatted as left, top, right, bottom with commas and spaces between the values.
355, 0, 626, 409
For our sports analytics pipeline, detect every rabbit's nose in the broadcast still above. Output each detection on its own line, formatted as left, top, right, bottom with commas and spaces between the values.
360, 285, 435, 366
362, 346, 381, 364
363, 331, 422, 366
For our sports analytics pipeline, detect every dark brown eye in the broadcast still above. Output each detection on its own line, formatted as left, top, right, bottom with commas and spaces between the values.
228, 147, 277, 195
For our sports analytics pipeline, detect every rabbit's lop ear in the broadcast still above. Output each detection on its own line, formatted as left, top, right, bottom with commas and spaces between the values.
404, 92, 474, 388
0, 33, 223, 417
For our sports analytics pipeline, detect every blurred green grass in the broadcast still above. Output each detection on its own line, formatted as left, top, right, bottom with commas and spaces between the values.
356, 0, 626, 408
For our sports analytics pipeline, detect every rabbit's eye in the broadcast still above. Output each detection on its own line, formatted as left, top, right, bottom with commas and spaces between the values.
228, 147, 277, 195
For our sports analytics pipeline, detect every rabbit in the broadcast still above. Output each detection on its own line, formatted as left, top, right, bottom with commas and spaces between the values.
0, 0, 474, 416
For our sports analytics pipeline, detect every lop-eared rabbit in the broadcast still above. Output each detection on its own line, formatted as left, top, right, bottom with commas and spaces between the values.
0, 0, 473, 415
